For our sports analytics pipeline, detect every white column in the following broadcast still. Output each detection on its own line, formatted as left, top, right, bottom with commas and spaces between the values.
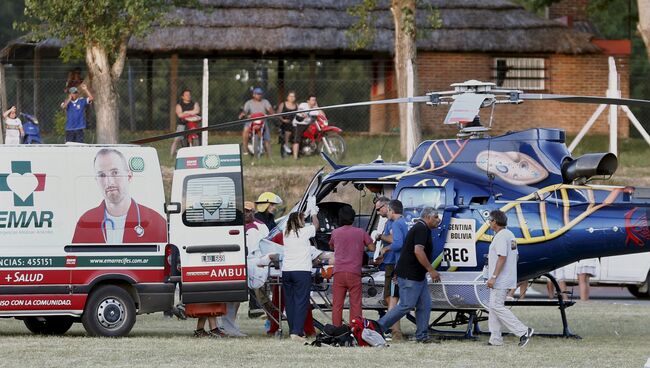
202, 58, 209, 146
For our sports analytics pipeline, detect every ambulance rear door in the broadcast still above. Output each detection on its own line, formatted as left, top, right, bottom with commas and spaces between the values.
168, 145, 247, 304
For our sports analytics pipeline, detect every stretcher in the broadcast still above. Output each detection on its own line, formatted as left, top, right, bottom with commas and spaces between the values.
249, 240, 578, 340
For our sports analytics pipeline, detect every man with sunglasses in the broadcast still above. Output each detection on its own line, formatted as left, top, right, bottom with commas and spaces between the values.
486, 210, 534, 347
60, 84, 93, 143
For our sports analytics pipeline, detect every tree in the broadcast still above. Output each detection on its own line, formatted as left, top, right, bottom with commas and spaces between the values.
348, 1, 439, 157
21, 0, 189, 143
638, 0, 650, 61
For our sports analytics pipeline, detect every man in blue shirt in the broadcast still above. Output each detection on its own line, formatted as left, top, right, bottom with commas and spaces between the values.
378, 199, 408, 340
60, 85, 93, 143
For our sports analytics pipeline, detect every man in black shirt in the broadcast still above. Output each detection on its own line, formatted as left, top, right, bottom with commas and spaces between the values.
377, 207, 441, 343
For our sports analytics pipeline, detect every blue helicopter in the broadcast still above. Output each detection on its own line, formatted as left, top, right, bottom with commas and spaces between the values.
134, 80, 650, 337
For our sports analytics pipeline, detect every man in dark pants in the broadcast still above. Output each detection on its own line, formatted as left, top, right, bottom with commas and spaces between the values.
377, 207, 442, 343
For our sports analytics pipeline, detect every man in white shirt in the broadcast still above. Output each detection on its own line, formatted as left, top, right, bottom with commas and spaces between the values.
291, 95, 320, 160
486, 210, 534, 347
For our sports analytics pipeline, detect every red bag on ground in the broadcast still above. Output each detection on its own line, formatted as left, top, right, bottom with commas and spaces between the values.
185, 303, 227, 318
349, 317, 381, 347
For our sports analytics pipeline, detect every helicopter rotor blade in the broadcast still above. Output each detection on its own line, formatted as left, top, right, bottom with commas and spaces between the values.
520, 93, 650, 108
130, 95, 431, 144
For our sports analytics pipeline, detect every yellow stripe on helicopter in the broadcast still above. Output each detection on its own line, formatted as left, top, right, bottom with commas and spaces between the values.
432, 184, 623, 270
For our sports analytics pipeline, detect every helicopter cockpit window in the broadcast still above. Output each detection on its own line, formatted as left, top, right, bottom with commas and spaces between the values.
398, 187, 446, 224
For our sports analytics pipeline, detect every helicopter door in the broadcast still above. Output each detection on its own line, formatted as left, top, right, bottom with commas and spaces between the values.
168, 144, 247, 304
395, 181, 471, 269
296, 167, 324, 213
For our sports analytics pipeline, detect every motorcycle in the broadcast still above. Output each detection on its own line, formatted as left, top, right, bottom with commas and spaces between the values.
181, 114, 201, 147
296, 112, 346, 160
20, 113, 42, 144
247, 112, 267, 158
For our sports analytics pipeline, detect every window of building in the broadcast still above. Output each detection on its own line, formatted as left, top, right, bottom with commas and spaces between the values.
492, 57, 546, 90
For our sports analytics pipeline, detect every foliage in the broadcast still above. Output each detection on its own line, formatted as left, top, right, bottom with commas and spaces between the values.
345, 0, 442, 50
53, 110, 66, 141
511, 0, 561, 15
19, 0, 193, 63
345, 0, 378, 50
0, 0, 25, 48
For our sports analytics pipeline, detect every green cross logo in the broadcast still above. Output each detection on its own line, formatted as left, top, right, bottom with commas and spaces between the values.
0, 161, 47, 207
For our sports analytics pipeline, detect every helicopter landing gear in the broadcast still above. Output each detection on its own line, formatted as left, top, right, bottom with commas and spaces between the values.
405, 273, 581, 341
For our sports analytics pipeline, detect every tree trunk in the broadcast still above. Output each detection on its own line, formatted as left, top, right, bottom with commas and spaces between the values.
638, 0, 650, 61
85, 44, 122, 144
391, 0, 421, 158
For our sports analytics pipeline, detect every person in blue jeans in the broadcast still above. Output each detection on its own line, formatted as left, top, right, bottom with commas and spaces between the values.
281, 203, 319, 342
377, 207, 442, 343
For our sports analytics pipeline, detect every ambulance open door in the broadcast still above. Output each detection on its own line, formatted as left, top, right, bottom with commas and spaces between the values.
168, 144, 247, 304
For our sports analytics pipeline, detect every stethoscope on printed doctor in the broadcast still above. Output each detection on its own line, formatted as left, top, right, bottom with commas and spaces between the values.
101, 201, 145, 242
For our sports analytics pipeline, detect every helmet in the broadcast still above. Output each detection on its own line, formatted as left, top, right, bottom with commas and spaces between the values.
255, 192, 282, 212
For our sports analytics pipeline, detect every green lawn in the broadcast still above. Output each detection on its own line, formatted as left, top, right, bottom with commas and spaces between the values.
0, 302, 648, 367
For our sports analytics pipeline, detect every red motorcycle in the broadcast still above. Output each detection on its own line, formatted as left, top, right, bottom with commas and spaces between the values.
297, 112, 346, 160
181, 114, 201, 147
247, 112, 267, 157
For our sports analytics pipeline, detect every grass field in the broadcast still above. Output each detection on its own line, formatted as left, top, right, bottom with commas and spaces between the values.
0, 301, 648, 368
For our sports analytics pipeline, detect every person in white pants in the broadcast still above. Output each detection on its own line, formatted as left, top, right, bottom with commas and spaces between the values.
485, 210, 534, 347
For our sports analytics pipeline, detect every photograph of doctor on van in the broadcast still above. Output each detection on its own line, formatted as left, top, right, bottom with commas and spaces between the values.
72, 148, 167, 244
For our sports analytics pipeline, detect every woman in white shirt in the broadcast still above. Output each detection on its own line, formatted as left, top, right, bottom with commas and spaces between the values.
3, 106, 23, 145
282, 210, 319, 341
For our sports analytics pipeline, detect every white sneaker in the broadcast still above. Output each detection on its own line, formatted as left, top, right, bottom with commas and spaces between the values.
283, 144, 292, 154
290, 334, 306, 343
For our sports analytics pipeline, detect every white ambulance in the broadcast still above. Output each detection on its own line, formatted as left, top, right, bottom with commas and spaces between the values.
0, 144, 247, 336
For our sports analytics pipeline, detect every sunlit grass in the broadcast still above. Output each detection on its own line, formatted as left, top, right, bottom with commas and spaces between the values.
0, 301, 648, 368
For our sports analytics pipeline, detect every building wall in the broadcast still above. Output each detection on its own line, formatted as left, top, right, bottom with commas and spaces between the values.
370, 51, 630, 138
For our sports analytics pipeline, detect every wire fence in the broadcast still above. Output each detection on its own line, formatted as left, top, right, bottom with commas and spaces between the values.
1, 57, 380, 141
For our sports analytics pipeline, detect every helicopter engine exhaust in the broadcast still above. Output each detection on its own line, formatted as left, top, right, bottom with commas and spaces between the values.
561, 153, 618, 184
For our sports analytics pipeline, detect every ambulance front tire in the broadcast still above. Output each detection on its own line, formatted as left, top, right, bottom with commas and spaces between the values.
82, 285, 136, 337
23, 316, 74, 335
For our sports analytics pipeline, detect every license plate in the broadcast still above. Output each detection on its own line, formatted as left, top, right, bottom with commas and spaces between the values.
202, 254, 225, 263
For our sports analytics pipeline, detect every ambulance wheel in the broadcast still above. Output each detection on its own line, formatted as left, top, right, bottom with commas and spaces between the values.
23, 316, 74, 335
82, 285, 136, 337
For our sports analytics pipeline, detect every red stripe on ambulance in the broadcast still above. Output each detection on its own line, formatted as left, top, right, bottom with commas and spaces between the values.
183, 265, 246, 282
0, 295, 86, 311
0, 269, 164, 285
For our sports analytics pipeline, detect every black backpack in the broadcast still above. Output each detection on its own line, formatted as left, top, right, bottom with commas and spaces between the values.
311, 324, 356, 347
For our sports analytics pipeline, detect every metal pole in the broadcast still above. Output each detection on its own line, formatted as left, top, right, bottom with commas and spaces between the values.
607, 57, 620, 156
621, 105, 650, 147
202, 58, 209, 146
0, 64, 6, 144
128, 63, 136, 131
568, 104, 607, 153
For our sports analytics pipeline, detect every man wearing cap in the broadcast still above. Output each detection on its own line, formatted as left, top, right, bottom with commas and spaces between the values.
60, 84, 93, 143
240, 87, 275, 156
254, 192, 282, 231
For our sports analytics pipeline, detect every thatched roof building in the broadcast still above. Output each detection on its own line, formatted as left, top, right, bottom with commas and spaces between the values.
1, 0, 600, 59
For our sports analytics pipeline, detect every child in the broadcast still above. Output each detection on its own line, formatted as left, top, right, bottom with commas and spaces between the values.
3, 106, 24, 145
194, 316, 227, 338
